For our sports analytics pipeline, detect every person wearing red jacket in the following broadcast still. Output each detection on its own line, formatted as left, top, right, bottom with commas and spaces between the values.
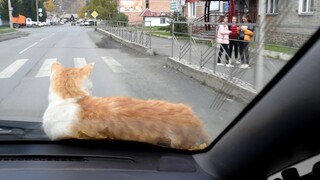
229, 16, 240, 65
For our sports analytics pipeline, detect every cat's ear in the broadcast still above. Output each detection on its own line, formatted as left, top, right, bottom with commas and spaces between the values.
51, 62, 64, 72
81, 63, 94, 75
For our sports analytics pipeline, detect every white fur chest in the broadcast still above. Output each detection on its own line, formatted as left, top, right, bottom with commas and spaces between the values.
43, 98, 80, 140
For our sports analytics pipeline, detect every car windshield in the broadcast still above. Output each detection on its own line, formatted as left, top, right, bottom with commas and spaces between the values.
0, 0, 319, 150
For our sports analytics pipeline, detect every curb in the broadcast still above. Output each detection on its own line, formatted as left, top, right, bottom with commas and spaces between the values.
150, 33, 172, 39
166, 57, 257, 103
262, 50, 293, 61
97, 28, 155, 56
0, 30, 29, 42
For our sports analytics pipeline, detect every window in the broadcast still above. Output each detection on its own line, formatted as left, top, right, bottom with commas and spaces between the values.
223, 2, 229, 13
146, 0, 149, 8
266, 0, 278, 14
299, 0, 314, 14
188, 2, 196, 17
160, 18, 166, 24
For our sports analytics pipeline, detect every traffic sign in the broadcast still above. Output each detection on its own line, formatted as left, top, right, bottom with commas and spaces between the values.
91, 11, 98, 18
170, 2, 177, 11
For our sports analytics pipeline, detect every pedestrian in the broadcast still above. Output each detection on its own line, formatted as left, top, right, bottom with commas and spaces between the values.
216, 15, 232, 67
229, 16, 240, 64
238, 15, 254, 68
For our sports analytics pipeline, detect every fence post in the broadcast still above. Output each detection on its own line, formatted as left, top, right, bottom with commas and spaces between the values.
148, 21, 152, 48
171, 21, 174, 57
189, 22, 192, 65
213, 24, 217, 73
255, 0, 266, 92
130, 23, 133, 42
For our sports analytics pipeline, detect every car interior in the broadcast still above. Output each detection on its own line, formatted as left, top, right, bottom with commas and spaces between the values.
0, 28, 319, 180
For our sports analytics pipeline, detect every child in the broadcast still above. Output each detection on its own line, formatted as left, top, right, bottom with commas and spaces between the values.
238, 15, 254, 68
229, 16, 240, 64
216, 16, 232, 67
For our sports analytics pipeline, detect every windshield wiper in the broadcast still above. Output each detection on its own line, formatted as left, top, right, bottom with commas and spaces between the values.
0, 120, 48, 140
0, 127, 25, 135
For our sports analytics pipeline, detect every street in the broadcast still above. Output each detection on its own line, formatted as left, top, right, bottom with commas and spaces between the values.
0, 25, 247, 138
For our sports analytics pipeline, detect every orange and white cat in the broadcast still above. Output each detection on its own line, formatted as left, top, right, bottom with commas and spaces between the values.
43, 62, 210, 150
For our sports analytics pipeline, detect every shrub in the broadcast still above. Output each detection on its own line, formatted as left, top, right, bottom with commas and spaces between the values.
114, 13, 129, 22
167, 11, 188, 35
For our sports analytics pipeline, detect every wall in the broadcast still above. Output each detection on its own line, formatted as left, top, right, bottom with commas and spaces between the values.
145, 17, 169, 26
119, 0, 170, 23
263, 0, 319, 47
149, 0, 170, 12
185, 1, 205, 21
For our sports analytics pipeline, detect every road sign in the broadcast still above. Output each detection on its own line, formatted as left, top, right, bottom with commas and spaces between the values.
39, 13, 43, 17
170, 2, 177, 11
91, 11, 98, 18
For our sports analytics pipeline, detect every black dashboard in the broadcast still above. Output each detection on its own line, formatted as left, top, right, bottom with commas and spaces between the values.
0, 141, 213, 180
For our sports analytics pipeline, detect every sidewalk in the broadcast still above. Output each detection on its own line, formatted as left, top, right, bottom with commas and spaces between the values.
149, 35, 290, 102
99, 28, 294, 102
0, 30, 29, 42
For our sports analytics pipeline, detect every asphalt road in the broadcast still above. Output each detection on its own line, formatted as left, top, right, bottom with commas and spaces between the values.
0, 25, 247, 138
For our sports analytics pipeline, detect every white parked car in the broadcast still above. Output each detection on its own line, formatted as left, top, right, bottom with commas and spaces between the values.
26, 18, 37, 27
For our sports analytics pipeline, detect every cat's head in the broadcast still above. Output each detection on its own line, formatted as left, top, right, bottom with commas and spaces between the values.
49, 62, 94, 101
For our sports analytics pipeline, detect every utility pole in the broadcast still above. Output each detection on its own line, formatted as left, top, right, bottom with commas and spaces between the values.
255, 0, 266, 91
36, 0, 39, 25
7, 0, 13, 28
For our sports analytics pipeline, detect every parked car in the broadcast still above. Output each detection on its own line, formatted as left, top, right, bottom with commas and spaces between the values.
84, 20, 95, 26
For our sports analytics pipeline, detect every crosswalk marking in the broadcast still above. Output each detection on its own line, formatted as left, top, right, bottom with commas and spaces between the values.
0, 56, 127, 79
74, 57, 87, 68
0, 59, 28, 78
101, 56, 127, 73
35, 58, 57, 78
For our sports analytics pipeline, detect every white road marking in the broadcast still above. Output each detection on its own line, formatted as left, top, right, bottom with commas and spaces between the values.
0, 59, 28, 78
101, 56, 127, 73
74, 57, 87, 68
36, 58, 57, 78
19, 42, 38, 54
39, 32, 56, 42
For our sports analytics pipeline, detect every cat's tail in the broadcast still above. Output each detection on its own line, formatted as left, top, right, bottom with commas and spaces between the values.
192, 130, 212, 150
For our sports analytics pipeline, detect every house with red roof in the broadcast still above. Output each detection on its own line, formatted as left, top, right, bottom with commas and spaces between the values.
139, 8, 170, 26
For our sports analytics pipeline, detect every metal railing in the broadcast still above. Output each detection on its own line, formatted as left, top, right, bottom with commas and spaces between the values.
98, 20, 152, 49
172, 20, 284, 101
96, 19, 293, 107
171, 21, 269, 108
171, 21, 259, 71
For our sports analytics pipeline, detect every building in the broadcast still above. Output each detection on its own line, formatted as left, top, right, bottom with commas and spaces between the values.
140, 9, 170, 26
117, 0, 171, 22
263, 0, 319, 47
185, 0, 319, 47
116, 0, 318, 47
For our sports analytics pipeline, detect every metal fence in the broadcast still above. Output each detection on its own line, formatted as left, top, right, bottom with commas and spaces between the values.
171, 21, 259, 72
170, 21, 275, 108
98, 20, 152, 49
97, 19, 291, 106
